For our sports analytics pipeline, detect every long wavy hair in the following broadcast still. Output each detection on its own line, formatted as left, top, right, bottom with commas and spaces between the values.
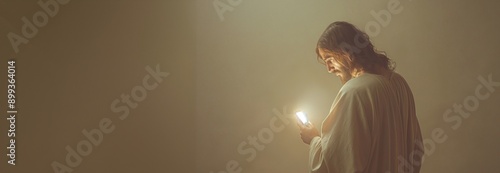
315, 21, 395, 73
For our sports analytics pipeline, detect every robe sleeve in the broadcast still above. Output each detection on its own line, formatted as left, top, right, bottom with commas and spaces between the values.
309, 136, 328, 173
308, 86, 375, 173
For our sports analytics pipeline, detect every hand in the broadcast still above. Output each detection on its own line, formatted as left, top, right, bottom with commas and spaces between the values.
298, 122, 320, 145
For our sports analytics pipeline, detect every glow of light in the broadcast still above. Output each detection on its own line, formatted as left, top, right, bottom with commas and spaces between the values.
295, 111, 308, 124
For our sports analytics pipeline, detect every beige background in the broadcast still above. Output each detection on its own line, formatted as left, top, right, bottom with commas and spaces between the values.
0, 0, 499, 173
0, 0, 195, 172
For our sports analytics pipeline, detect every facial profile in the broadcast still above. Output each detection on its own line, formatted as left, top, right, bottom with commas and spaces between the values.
317, 48, 353, 84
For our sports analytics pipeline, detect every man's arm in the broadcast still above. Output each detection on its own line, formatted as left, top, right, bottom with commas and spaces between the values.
299, 123, 327, 172
309, 86, 373, 173
309, 136, 329, 173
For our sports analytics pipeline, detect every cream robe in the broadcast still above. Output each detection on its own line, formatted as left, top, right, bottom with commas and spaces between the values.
309, 72, 424, 173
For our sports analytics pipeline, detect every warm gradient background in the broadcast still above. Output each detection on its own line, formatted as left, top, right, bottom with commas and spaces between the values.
0, 0, 499, 173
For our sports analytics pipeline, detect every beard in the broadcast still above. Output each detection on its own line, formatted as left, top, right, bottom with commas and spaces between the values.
334, 67, 353, 84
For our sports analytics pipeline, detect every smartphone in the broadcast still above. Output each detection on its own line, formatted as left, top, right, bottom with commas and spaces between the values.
295, 111, 309, 125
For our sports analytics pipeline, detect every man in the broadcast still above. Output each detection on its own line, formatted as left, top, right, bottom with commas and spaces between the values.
298, 21, 424, 173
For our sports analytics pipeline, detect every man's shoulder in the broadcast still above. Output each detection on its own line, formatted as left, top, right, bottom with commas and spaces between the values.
341, 73, 387, 92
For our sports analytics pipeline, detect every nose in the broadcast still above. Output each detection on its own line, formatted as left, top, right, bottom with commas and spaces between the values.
327, 64, 335, 73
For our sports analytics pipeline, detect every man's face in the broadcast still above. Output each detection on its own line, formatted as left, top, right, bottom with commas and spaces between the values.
317, 48, 353, 84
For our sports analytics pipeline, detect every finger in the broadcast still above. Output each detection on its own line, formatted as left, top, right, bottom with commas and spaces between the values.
295, 117, 303, 127
297, 122, 306, 130
305, 122, 315, 129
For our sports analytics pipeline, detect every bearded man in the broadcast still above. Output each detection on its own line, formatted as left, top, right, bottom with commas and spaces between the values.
298, 21, 424, 173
